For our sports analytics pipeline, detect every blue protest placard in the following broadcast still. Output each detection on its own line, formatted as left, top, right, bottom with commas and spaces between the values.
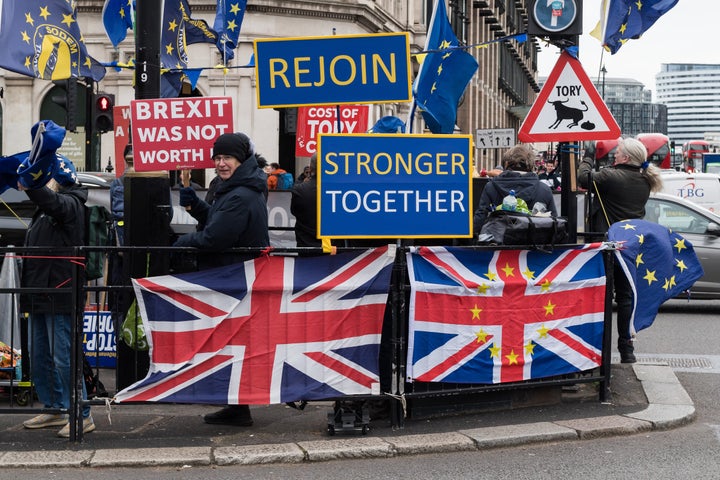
318, 134, 473, 238
83, 310, 116, 368
254, 33, 412, 108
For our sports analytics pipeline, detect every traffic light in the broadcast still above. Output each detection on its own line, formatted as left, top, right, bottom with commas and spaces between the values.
51, 78, 78, 131
92, 93, 115, 133
527, 0, 583, 45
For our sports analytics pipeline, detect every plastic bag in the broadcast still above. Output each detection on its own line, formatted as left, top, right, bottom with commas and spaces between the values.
120, 300, 148, 351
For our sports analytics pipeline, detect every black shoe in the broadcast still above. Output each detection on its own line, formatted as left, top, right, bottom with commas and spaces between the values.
618, 338, 636, 364
620, 351, 637, 363
203, 405, 253, 426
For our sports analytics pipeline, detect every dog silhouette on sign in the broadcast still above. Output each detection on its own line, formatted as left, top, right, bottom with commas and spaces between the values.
547, 99, 589, 129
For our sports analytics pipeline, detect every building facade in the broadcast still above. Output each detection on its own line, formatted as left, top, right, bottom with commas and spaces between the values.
0, 0, 541, 183
655, 63, 720, 145
592, 77, 666, 136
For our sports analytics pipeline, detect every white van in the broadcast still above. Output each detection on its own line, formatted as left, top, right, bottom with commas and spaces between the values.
660, 171, 720, 213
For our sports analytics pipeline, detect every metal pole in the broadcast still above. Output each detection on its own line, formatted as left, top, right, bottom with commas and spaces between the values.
135, 0, 162, 100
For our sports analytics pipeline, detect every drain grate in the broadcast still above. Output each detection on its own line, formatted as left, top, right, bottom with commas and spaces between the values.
637, 356, 714, 369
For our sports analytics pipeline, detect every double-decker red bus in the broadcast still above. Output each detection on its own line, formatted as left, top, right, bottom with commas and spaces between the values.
636, 133, 671, 169
593, 134, 671, 169
682, 140, 710, 172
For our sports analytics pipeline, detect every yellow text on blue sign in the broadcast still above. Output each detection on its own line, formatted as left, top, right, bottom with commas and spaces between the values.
254, 33, 412, 108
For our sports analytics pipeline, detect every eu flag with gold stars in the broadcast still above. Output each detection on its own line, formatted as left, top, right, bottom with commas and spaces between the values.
213, 0, 247, 62
608, 219, 703, 334
0, 0, 106, 81
161, 0, 219, 97
601, 0, 679, 54
413, 0, 478, 134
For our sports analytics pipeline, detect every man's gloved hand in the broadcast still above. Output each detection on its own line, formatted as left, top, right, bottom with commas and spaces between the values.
179, 186, 198, 208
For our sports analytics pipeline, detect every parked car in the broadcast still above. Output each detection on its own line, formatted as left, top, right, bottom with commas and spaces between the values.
644, 192, 720, 299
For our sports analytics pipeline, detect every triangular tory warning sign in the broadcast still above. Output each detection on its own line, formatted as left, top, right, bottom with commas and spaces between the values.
519, 50, 620, 143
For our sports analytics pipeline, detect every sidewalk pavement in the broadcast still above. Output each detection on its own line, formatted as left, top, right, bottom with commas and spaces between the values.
0, 362, 695, 469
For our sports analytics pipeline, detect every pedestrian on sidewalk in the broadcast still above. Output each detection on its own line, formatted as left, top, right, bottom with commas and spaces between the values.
19, 157, 95, 437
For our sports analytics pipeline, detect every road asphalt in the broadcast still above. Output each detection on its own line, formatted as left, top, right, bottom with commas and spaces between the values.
0, 361, 695, 469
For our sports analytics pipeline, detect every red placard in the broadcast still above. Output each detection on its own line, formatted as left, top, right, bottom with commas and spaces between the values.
295, 105, 369, 158
113, 105, 131, 177
130, 97, 234, 172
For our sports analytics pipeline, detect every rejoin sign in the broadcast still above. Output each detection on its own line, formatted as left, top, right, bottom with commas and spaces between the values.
295, 105, 370, 157
318, 134, 473, 238
130, 97, 234, 172
254, 33, 412, 108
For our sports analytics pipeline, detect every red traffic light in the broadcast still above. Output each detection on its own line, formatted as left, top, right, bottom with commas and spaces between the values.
92, 93, 115, 133
96, 94, 112, 112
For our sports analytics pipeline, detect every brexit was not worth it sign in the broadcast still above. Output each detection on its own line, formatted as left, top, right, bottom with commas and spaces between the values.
130, 97, 235, 172
254, 33, 412, 108
318, 134, 473, 239
519, 50, 620, 143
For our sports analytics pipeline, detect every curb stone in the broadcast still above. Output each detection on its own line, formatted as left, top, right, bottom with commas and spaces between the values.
1, 362, 696, 468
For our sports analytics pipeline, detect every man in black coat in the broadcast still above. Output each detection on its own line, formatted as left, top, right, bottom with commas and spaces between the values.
174, 133, 269, 426
19, 158, 95, 437
290, 153, 321, 248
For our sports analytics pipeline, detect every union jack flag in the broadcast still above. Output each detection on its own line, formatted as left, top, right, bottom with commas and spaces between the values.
406, 245, 607, 384
114, 246, 395, 405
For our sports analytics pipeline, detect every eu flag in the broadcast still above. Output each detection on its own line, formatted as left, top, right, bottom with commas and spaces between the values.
102, 0, 134, 47
161, 0, 220, 97
602, 0, 679, 54
608, 220, 703, 334
0, 0, 106, 81
413, 0, 478, 134
213, 0, 247, 62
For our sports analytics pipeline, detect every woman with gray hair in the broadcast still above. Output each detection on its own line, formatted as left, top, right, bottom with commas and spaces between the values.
578, 136, 664, 363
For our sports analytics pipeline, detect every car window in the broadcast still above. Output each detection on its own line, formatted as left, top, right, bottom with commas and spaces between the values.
645, 198, 709, 234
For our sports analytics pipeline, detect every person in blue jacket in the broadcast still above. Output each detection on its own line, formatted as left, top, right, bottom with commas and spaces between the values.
173, 132, 269, 427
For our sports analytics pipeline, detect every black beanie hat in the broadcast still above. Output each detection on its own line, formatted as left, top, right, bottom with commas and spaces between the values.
212, 132, 254, 163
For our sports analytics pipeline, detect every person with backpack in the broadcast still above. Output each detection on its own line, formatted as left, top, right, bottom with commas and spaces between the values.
267, 162, 294, 190
18, 157, 95, 437
473, 144, 558, 235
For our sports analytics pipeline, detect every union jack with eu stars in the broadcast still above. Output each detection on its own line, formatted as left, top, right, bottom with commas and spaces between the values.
406, 245, 607, 385
114, 246, 395, 405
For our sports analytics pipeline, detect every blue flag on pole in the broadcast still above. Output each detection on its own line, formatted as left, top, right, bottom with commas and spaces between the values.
102, 0, 135, 47
413, 0, 478, 134
601, 0, 679, 54
608, 219, 704, 334
213, 0, 247, 62
0, 0, 106, 81
161, 0, 220, 97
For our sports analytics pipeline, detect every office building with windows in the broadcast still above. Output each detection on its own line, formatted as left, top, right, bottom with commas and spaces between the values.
655, 63, 720, 145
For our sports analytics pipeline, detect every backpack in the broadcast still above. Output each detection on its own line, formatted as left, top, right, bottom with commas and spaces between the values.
478, 210, 568, 249
85, 205, 113, 280
273, 172, 294, 190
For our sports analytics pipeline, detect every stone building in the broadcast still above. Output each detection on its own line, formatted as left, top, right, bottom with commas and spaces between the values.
0, 0, 540, 183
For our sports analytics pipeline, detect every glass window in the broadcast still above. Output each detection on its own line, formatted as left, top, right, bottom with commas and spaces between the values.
646, 199, 709, 234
